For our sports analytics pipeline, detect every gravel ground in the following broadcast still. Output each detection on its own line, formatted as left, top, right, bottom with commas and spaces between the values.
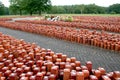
0, 27, 120, 72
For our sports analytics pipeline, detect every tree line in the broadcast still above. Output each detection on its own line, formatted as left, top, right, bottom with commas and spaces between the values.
0, 1, 9, 15
0, 0, 120, 15
48, 4, 120, 14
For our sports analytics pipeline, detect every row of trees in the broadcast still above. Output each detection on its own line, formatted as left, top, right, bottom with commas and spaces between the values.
0, 0, 120, 15
108, 4, 120, 14
48, 4, 120, 14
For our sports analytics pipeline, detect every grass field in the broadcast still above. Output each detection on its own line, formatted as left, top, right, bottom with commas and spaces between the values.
0, 14, 120, 18
46, 14, 120, 17
0, 15, 20, 18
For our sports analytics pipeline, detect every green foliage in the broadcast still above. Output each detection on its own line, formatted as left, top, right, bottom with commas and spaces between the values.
9, 0, 24, 15
45, 15, 50, 20
9, 0, 51, 15
48, 4, 106, 14
0, 1, 5, 15
73, 5, 85, 14
36, 0, 52, 15
8, 1, 120, 15
0, 1, 9, 15
108, 4, 120, 14
4, 7, 9, 15
84, 4, 106, 14
64, 16, 73, 22
110, 11, 116, 14
48, 6, 66, 14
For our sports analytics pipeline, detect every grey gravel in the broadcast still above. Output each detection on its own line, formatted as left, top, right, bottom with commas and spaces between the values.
0, 27, 120, 72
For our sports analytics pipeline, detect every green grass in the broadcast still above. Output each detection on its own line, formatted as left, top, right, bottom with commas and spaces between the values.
0, 15, 35, 18
0, 14, 120, 18
0, 15, 21, 18
46, 14, 120, 17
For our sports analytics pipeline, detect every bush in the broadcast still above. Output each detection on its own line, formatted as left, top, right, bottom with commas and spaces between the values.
45, 15, 50, 20
64, 16, 73, 22
110, 11, 116, 14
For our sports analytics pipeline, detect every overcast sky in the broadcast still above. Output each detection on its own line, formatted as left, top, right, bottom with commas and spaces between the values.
0, 0, 120, 7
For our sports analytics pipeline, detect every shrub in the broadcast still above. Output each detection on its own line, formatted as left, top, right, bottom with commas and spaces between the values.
44, 15, 50, 20
64, 16, 73, 22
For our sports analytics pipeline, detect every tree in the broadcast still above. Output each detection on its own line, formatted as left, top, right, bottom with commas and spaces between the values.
35, 0, 51, 15
0, 1, 5, 15
22, 0, 36, 15
108, 4, 120, 14
49, 6, 66, 14
9, 0, 24, 15
20, 0, 51, 15
76, 4, 106, 14
9, 4, 18, 15
63, 5, 74, 14
4, 7, 9, 15
48, 4, 106, 14
73, 5, 85, 14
